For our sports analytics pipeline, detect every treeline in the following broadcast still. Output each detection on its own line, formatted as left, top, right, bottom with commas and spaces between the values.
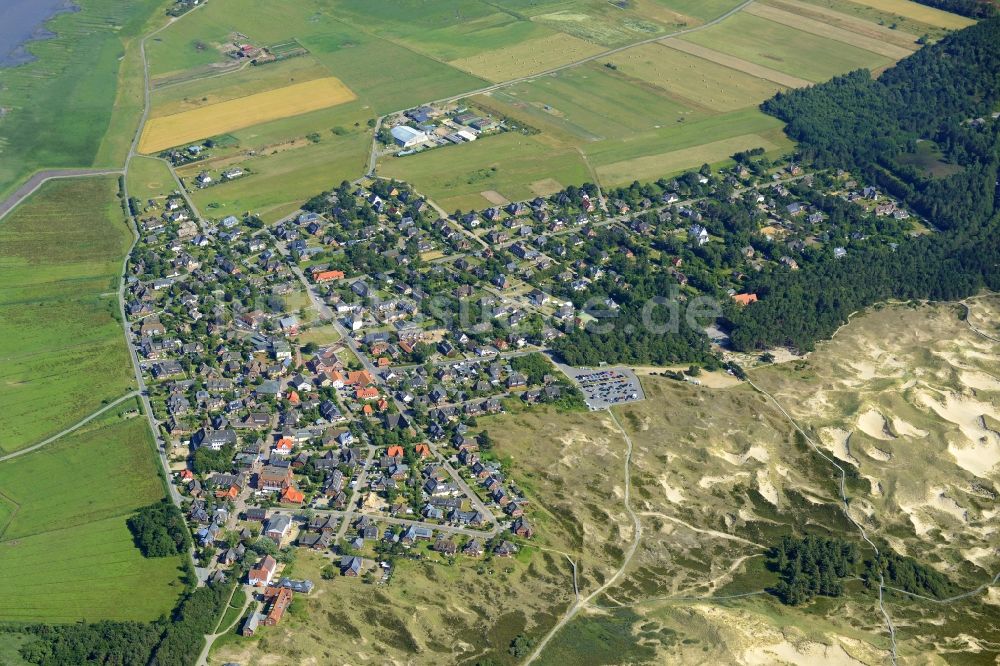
728, 221, 1000, 350
767, 535, 957, 606
761, 18, 1000, 230
730, 17, 1000, 351
10, 579, 234, 666
912, 0, 996, 18
872, 549, 957, 599
127, 500, 192, 558
551, 269, 717, 367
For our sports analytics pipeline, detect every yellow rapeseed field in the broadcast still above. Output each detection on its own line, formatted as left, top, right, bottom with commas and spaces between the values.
138, 77, 356, 153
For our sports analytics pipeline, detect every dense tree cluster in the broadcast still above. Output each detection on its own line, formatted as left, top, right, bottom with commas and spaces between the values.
767, 535, 957, 606
870, 550, 958, 599
191, 443, 235, 475
729, 17, 1000, 351
912, 0, 996, 18
768, 535, 861, 605
9, 580, 233, 666
127, 500, 192, 558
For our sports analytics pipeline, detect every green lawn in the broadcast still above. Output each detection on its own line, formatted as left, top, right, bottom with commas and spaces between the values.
583, 106, 788, 167
0, 0, 163, 198
188, 131, 371, 222
0, 177, 135, 455
0, 417, 185, 623
378, 133, 593, 211
493, 63, 699, 142
127, 156, 178, 204
0, 417, 165, 541
680, 12, 892, 83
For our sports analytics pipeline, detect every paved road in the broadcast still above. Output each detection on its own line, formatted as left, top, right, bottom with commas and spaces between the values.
197, 585, 255, 666
366, 0, 755, 177
272, 506, 500, 540
0, 391, 140, 463
0, 168, 124, 221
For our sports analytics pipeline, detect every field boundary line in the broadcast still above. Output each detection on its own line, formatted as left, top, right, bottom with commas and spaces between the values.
365, 0, 758, 178
0, 169, 125, 221
0, 488, 22, 540
0, 391, 140, 463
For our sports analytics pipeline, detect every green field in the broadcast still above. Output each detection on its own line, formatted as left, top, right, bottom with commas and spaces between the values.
378, 133, 593, 211
606, 43, 787, 113
680, 12, 893, 82
492, 64, 698, 141
0, 0, 163, 198
0, 416, 185, 623
0, 177, 135, 455
595, 130, 793, 185
127, 156, 178, 204
150, 56, 338, 117
186, 131, 371, 221
146, 0, 487, 115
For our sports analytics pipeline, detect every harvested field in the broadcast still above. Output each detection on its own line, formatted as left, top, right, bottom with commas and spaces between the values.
607, 43, 786, 113
760, 0, 922, 48
840, 0, 975, 28
659, 39, 812, 89
448, 33, 605, 82
139, 77, 356, 153
744, 3, 914, 60
679, 12, 892, 83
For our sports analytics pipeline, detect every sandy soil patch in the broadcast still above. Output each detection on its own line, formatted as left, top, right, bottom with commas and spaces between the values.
480, 190, 509, 206
891, 417, 927, 438
756, 469, 779, 505
857, 409, 894, 440
529, 177, 563, 197
820, 427, 860, 466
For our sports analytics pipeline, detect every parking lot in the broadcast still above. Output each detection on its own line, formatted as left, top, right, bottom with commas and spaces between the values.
560, 366, 645, 410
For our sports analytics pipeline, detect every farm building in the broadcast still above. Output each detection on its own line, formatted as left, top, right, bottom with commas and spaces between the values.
391, 125, 428, 148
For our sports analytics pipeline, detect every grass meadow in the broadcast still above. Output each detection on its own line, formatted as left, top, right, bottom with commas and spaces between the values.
186, 131, 371, 221
606, 43, 787, 113
0, 415, 186, 623
149, 56, 334, 116
0, 177, 135, 455
679, 12, 893, 82
0, 0, 163, 198
139, 76, 357, 153
378, 133, 592, 212
126, 156, 178, 204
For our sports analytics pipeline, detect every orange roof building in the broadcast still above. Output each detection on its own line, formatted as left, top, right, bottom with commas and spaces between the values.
274, 437, 294, 454
312, 269, 345, 282
386, 445, 405, 458
414, 443, 430, 458
215, 484, 239, 500
732, 293, 758, 306
362, 404, 374, 416
377, 356, 390, 367
355, 387, 379, 400
263, 586, 293, 625
281, 486, 305, 504
346, 370, 374, 387
288, 390, 300, 405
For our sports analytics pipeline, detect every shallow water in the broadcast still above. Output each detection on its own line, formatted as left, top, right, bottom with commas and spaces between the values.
0, 0, 78, 68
